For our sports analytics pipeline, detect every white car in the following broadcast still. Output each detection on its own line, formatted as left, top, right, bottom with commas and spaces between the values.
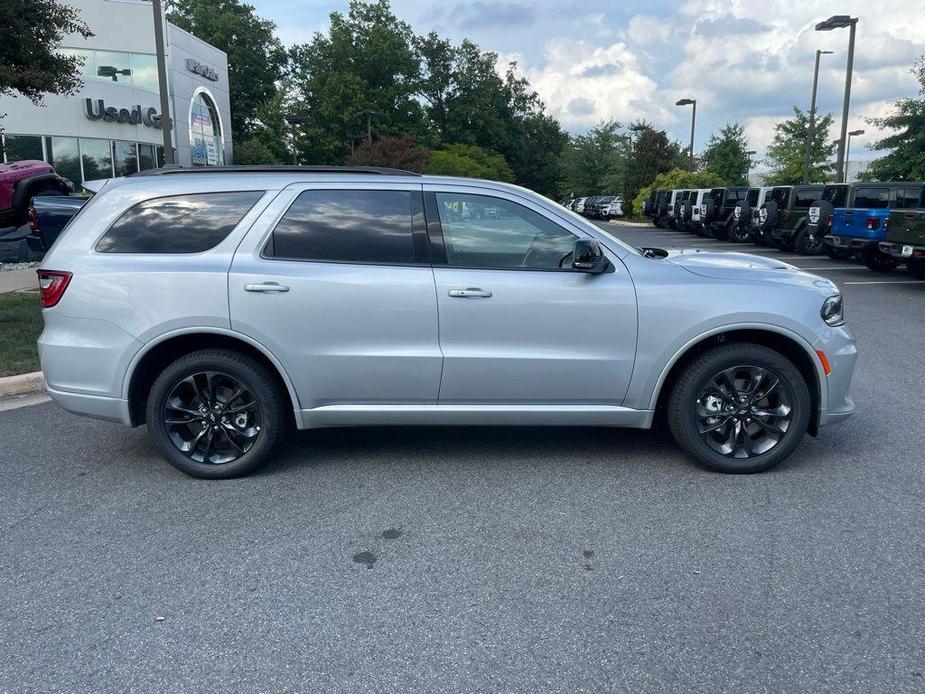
604, 197, 623, 218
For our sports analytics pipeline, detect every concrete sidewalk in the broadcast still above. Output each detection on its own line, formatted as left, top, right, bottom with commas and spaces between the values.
0, 268, 38, 294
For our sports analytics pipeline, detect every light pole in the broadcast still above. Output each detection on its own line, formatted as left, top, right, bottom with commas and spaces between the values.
151, 0, 174, 164
803, 49, 833, 183
284, 114, 311, 165
845, 128, 864, 181
745, 149, 756, 183
355, 109, 383, 144
675, 98, 696, 168
816, 15, 858, 183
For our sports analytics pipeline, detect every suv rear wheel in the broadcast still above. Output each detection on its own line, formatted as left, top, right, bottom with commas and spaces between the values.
861, 246, 899, 273
667, 343, 811, 474
146, 349, 291, 479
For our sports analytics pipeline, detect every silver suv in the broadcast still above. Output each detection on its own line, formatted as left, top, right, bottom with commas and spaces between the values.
37, 167, 857, 478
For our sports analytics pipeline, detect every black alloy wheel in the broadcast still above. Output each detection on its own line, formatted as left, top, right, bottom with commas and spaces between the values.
693, 365, 792, 459
163, 371, 260, 465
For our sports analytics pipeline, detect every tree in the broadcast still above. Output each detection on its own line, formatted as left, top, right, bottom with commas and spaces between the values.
701, 123, 751, 185
234, 89, 293, 164
623, 121, 687, 208
424, 144, 514, 182
557, 120, 629, 199
167, 0, 286, 142
862, 55, 925, 181
764, 107, 837, 185
288, 0, 427, 164
0, 0, 92, 116
632, 168, 725, 220
346, 135, 430, 172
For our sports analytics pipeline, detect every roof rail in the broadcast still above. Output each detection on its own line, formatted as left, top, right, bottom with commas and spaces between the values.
131, 165, 422, 177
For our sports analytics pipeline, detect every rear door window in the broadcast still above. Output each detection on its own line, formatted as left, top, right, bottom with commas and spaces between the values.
794, 188, 823, 208
770, 188, 790, 208
823, 185, 848, 207
853, 188, 890, 209
97, 191, 263, 253
268, 190, 416, 264
895, 187, 924, 209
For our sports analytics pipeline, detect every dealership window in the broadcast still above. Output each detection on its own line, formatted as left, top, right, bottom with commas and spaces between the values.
2, 135, 44, 163
138, 144, 156, 172
113, 141, 139, 177
80, 138, 113, 180
48, 137, 81, 185
57, 48, 159, 92
190, 91, 224, 166
131, 54, 158, 92
93, 50, 133, 85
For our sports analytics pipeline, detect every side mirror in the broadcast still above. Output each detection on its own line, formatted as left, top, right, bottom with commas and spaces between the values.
572, 239, 609, 273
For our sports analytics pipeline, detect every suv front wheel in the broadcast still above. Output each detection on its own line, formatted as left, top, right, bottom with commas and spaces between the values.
146, 349, 291, 479
667, 343, 811, 474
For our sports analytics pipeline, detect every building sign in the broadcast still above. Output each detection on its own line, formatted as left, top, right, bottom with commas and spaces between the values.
84, 98, 162, 128
186, 59, 219, 82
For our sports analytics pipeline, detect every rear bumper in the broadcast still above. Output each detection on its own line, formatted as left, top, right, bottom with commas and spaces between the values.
46, 386, 132, 425
878, 242, 925, 259
825, 235, 877, 251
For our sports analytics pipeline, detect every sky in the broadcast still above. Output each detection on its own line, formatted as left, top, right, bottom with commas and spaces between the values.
249, 0, 925, 163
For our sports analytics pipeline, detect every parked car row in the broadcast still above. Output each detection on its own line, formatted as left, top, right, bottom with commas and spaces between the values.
640, 182, 925, 278
565, 195, 624, 219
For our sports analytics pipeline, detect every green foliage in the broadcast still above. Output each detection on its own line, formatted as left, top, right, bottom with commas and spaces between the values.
346, 135, 430, 172
234, 138, 284, 165
167, 0, 286, 142
0, 0, 92, 111
233, 89, 293, 164
632, 168, 725, 220
424, 144, 514, 182
624, 121, 688, 207
558, 120, 629, 199
861, 55, 925, 181
287, 0, 426, 164
0, 293, 42, 377
701, 123, 751, 185
764, 106, 837, 185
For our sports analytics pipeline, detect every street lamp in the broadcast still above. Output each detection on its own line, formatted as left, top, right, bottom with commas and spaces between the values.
745, 150, 757, 183
803, 49, 834, 183
284, 114, 311, 165
355, 109, 383, 144
675, 98, 696, 168
816, 15, 859, 183
845, 129, 864, 181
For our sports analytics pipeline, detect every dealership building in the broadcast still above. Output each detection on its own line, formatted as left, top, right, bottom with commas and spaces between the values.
0, 0, 232, 185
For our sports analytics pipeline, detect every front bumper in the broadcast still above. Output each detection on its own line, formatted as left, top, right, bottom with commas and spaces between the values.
816, 323, 858, 428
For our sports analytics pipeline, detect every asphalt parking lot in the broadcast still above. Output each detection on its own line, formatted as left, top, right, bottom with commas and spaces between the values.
1, 223, 923, 693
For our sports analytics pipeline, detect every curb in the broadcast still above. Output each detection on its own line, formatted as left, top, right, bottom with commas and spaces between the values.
0, 371, 46, 397
609, 220, 654, 228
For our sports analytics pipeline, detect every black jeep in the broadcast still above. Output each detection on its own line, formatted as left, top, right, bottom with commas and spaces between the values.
702, 186, 749, 239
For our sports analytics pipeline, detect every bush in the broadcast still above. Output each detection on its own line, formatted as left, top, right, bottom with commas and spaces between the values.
424, 144, 514, 182
345, 135, 430, 172
632, 168, 726, 218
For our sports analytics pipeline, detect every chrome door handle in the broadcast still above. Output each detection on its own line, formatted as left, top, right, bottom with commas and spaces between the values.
244, 282, 290, 293
448, 288, 492, 298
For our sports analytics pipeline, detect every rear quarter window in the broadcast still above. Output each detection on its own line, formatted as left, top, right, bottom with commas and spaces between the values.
795, 188, 823, 207
96, 191, 263, 253
853, 188, 890, 209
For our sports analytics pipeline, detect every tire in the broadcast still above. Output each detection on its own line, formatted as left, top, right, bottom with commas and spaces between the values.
146, 349, 291, 479
862, 246, 899, 273
908, 259, 925, 279
793, 225, 824, 256
667, 343, 811, 474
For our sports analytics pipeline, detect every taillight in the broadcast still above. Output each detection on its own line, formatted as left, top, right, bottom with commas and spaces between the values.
28, 207, 39, 232
866, 216, 880, 230
37, 270, 72, 308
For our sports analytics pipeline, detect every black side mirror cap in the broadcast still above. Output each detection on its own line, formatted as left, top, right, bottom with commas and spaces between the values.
572, 239, 610, 273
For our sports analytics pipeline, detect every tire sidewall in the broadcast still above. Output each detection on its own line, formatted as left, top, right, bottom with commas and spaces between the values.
669, 344, 812, 474
146, 352, 285, 479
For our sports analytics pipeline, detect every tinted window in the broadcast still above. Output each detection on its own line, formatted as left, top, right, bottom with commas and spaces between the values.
724, 189, 745, 203
271, 190, 414, 264
854, 188, 890, 209
824, 185, 847, 206
97, 191, 262, 253
113, 141, 138, 177
795, 188, 823, 207
895, 187, 924, 209
746, 189, 759, 205
770, 188, 790, 208
435, 193, 576, 270
2, 135, 43, 162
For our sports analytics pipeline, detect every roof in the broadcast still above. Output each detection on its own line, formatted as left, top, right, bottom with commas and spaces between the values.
132, 165, 422, 178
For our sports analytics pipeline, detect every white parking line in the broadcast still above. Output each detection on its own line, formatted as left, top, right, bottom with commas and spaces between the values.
842, 280, 925, 285
796, 266, 862, 270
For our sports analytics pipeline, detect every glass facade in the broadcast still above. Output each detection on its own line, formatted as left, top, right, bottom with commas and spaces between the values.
190, 92, 224, 166
1, 134, 163, 186
58, 48, 159, 93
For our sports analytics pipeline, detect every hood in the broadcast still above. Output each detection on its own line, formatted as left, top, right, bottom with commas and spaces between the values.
664, 248, 837, 291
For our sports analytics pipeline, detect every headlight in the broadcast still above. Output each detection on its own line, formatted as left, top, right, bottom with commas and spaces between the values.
821, 294, 844, 326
